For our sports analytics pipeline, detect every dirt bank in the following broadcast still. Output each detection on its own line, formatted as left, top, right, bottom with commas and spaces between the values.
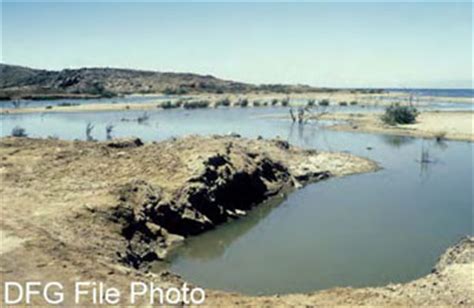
0, 135, 377, 305
321, 111, 474, 142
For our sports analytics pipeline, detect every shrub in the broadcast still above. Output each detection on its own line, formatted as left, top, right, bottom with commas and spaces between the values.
11, 126, 27, 137
307, 99, 315, 107
339, 101, 348, 106
175, 99, 184, 108
216, 97, 231, 107
161, 101, 179, 109
281, 97, 290, 107
382, 104, 419, 125
239, 98, 249, 107
271, 99, 279, 106
183, 100, 210, 109
57, 102, 80, 107
90, 83, 115, 98
253, 100, 261, 107
350, 101, 358, 105
319, 99, 330, 106
163, 87, 188, 95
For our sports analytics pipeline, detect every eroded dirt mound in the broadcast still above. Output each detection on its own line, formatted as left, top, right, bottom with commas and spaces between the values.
0, 135, 376, 268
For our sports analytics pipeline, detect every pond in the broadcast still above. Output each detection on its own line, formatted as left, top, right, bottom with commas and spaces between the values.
1, 106, 472, 295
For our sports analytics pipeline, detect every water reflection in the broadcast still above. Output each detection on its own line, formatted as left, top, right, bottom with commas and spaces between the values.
380, 134, 415, 148
167, 195, 287, 262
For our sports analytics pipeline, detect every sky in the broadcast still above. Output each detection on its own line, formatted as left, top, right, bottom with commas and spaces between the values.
1, 1, 472, 88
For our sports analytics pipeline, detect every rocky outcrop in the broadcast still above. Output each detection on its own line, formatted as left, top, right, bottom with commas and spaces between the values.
110, 152, 296, 268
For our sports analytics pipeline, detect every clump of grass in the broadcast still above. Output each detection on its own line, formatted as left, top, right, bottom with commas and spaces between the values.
175, 99, 184, 108
281, 97, 290, 107
161, 101, 179, 109
11, 126, 27, 137
215, 97, 231, 107
339, 101, 348, 106
57, 102, 80, 107
183, 100, 210, 109
163, 87, 188, 95
271, 99, 279, 106
350, 101, 358, 105
239, 98, 249, 107
382, 104, 419, 125
319, 99, 330, 106
253, 100, 261, 107
307, 99, 315, 107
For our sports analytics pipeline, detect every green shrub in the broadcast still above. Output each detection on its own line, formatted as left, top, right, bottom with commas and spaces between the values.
57, 102, 80, 107
319, 99, 330, 106
271, 99, 279, 106
160, 101, 179, 109
382, 104, 419, 125
239, 98, 249, 107
307, 99, 315, 107
163, 87, 188, 95
281, 97, 290, 107
216, 97, 231, 107
183, 100, 210, 109
339, 101, 348, 106
11, 126, 27, 137
350, 101, 358, 105
253, 100, 261, 107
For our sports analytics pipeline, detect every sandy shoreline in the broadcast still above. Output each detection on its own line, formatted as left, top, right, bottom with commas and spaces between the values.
320, 111, 474, 142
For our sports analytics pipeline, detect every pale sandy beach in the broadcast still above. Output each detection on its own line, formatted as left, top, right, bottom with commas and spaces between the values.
321, 111, 474, 142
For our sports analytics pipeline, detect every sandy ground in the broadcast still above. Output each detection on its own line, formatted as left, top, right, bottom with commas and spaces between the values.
321, 111, 474, 142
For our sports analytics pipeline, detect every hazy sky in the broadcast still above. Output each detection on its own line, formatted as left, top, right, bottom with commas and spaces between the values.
1, 1, 472, 88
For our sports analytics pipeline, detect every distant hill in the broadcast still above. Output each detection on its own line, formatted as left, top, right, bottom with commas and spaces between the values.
0, 64, 260, 100
0, 64, 331, 100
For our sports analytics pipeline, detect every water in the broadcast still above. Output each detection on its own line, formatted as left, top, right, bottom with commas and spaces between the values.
0, 107, 472, 295
399, 88, 473, 98
168, 134, 472, 295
